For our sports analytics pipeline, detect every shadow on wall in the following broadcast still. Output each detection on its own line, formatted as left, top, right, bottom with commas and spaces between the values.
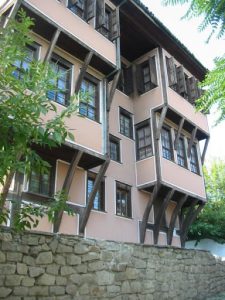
186, 239, 225, 260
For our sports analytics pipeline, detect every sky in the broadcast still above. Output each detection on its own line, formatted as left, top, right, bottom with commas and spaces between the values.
141, 0, 225, 164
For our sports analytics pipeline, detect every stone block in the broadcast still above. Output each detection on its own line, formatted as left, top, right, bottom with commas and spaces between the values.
5, 275, 23, 286
66, 254, 81, 266
69, 273, 81, 285
49, 285, 65, 296
56, 244, 73, 253
76, 264, 87, 274
0, 251, 6, 263
79, 283, 89, 295
21, 277, 35, 287
107, 285, 121, 293
7, 252, 23, 262
74, 244, 89, 255
82, 252, 100, 262
0, 275, 5, 286
13, 286, 29, 296
96, 271, 114, 285
17, 263, 28, 275
0, 264, 16, 275
29, 286, 49, 296
29, 267, 45, 278
36, 252, 53, 265
55, 276, 67, 286
37, 273, 56, 286
121, 281, 131, 294
54, 255, 66, 265
0, 232, 12, 241
0, 287, 12, 298
49, 239, 59, 253
46, 264, 60, 275
22, 235, 39, 246
60, 266, 76, 276
88, 261, 105, 272
23, 256, 35, 266
66, 284, 77, 296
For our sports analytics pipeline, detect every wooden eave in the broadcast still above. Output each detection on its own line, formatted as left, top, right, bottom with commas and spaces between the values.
32, 141, 107, 170
20, 2, 115, 75
113, 0, 207, 81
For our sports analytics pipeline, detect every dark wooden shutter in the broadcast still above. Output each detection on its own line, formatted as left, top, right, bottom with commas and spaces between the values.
124, 66, 133, 95
69, 0, 77, 6
96, 0, 105, 29
136, 64, 144, 95
187, 77, 198, 104
166, 57, 177, 86
86, 0, 96, 21
176, 66, 187, 94
149, 56, 158, 86
110, 8, 120, 41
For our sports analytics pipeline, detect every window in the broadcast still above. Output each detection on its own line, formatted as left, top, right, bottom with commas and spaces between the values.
161, 127, 173, 161
98, 7, 111, 39
87, 173, 105, 211
12, 45, 38, 79
68, 0, 85, 18
116, 182, 131, 218
28, 165, 54, 197
79, 75, 99, 121
190, 145, 199, 174
110, 135, 120, 162
177, 137, 187, 167
136, 57, 158, 94
117, 66, 133, 96
136, 121, 152, 160
120, 108, 133, 139
47, 55, 71, 106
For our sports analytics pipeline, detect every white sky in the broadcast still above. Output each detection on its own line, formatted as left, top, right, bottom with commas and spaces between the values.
142, 0, 225, 163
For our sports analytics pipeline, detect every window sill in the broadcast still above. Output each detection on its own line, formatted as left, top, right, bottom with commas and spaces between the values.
115, 214, 133, 220
110, 159, 122, 164
119, 132, 134, 141
139, 86, 159, 97
78, 113, 101, 124
21, 191, 53, 204
136, 154, 154, 162
91, 209, 107, 214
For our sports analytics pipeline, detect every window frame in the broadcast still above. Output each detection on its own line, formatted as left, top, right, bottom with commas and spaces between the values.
116, 181, 132, 219
176, 136, 187, 168
86, 172, 105, 212
67, 0, 86, 19
47, 54, 72, 106
119, 107, 133, 139
161, 125, 174, 161
109, 135, 121, 163
98, 5, 112, 39
135, 120, 153, 161
12, 43, 40, 80
28, 161, 55, 198
79, 73, 100, 122
190, 144, 200, 174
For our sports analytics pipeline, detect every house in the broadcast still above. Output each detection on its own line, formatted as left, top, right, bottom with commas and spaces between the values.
1, 0, 209, 248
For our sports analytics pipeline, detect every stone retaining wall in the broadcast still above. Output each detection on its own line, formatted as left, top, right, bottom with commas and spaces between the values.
0, 229, 225, 299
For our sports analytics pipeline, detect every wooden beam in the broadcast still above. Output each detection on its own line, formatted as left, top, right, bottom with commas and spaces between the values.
75, 50, 94, 93
156, 106, 167, 140
180, 203, 204, 247
44, 28, 61, 62
179, 199, 198, 247
174, 117, 185, 150
79, 159, 110, 234
187, 127, 197, 157
2, 0, 22, 27
153, 188, 174, 245
140, 184, 160, 243
53, 151, 83, 233
167, 194, 187, 245
107, 70, 121, 111
201, 137, 209, 165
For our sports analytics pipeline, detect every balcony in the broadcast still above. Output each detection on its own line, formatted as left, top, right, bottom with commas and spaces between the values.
21, 0, 116, 74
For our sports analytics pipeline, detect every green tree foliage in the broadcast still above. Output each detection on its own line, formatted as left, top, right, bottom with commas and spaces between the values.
0, 11, 78, 228
188, 159, 225, 243
162, 0, 225, 124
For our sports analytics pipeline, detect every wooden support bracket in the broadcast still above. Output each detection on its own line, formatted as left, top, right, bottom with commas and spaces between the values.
140, 184, 160, 243
153, 188, 174, 245
201, 137, 209, 165
44, 28, 61, 62
53, 151, 83, 233
75, 50, 94, 93
107, 70, 121, 112
174, 117, 185, 150
2, 0, 22, 27
167, 194, 188, 245
187, 127, 197, 157
156, 106, 168, 140
79, 159, 110, 234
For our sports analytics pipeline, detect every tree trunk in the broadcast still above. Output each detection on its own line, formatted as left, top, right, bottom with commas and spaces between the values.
0, 170, 16, 209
